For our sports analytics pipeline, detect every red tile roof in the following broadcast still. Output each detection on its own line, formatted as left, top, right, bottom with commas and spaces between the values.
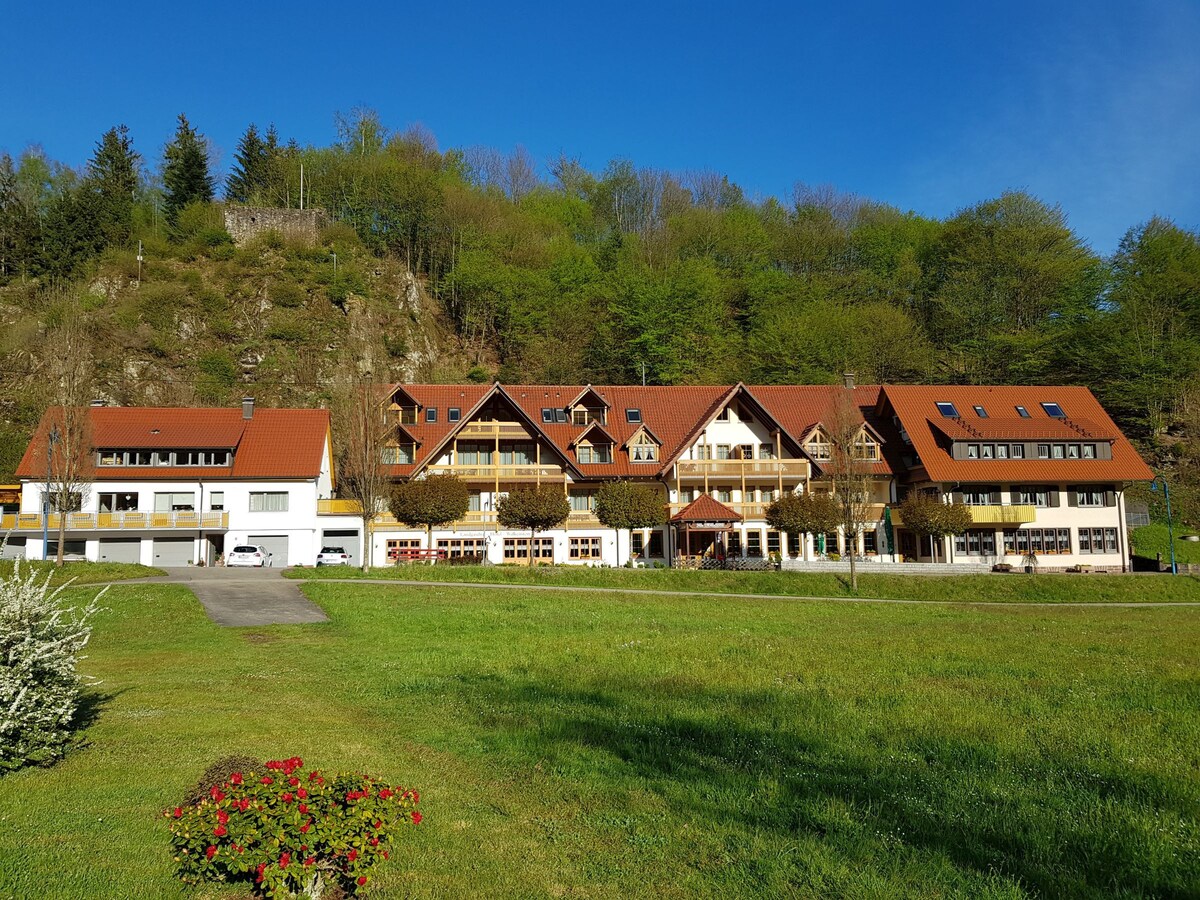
16, 407, 330, 480
880, 385, 1153, 484
671, 493, 743, 523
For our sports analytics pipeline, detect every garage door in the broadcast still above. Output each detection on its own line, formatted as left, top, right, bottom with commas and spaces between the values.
99, 538, 141, 564
249, 535, 289, 567
153, 537, 194, 567
321, 529, 360, 568
0, 536, 26, 560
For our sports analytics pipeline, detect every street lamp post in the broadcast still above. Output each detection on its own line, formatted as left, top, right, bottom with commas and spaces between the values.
42, 427, 60, 561
1150, 474, 1177, 575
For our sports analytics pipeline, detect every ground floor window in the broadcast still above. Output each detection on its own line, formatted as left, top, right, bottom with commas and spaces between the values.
821, 532, 840, 555
504, 537, 554, 560
788, 532, 803, 557
954, 528, 996, 556
746, 531, 762, 557
386, 539, 422, 562
569, 537, 603, 559
1078, 527, 1119, 554
728, 532, 742, 555
1002, 528, 1072, 555
767, 531, 782, 556
436, 538, 486, 558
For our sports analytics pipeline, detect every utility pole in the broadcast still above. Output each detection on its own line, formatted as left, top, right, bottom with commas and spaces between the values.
137, 241, 143, 282
299, 163, 304, 210
42, 427, 59, 561
639, 361, 648, 386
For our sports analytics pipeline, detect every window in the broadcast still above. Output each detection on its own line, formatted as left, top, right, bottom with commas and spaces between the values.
727, 532, 742, 555
457, 442, 493, 465
1014, 487, 1051, 507
760, 487, 777, 503
554, 409, 567, 424
1042, 402, 1066, 419
863, 530, 877, 554
735, 444, 754, 460
955, 528, 996, 556
541, 408, 554, 424
381, 444, 415, 464
249, 492, 289, 512
577, 443, 612, 464
631, 532, 644, 557
426, 407, 438, 423
716, 444, 732, 460
569, 490, 596, 512
448, 408, 461, 422
499, 442, 536, 465
467, 492, 482, 512
98, 492, 138, 512
996, 444, 1009, 459
625, 409, 641, 424
1079, 526, 1117, 555
1105, 528, 1118, 552
1015, 405, 1031, 418
936, 402, 960, 418
788, 532, 803, 557
767, 531, 782, 555
504, 537, 553, 560
629, 433, 658, 463
647, 531, 663, 557
1051, 444, 1065, 459
397, 407, 419, 425
1076, 488, 1105, 507
1037, 444, 1051, 459
759, 445, 776, 459
209, 492, 224, 512
961, 488, 995, 506
1083, 444, 1096, 459
1003, 528, 1070, 555
981, 444, 995, 459
715, 407, 731, 422
436, 538, 485, 559
746, 532, 762, 557
569, 537, 603, 559
153, 492, 195, 512
973, 405, 988, 418
806, 434, 832, 460
572, 407, 604, 425
967, 444, 980, 459
1067, 444, 1080, 459
98, 450, 122, 466
1011, 444, 1025, 459
386, 539, 422, 561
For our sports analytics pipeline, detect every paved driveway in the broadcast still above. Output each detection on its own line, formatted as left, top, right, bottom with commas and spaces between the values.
155, 567, 328, 627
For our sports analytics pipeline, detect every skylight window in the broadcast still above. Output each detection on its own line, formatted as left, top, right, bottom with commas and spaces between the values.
448, 408, 461, 422
973, 405, 988, 418
625, 408, 642, 424
541, 409, 554, 424
425, 407, 437, 423
1041, 402, 1066, 419
935, 402, 960, 418
1015, 405, 1031, 418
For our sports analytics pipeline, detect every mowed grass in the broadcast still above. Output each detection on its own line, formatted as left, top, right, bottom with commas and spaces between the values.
1, 583, 1198, 899
289, 561, 1200, 604
1132, 524, 1200, 565
0, 559, 163, 586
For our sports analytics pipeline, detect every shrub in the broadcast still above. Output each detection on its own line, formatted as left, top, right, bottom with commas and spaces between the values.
0, 558, 105, 770
166, 756, 421, 897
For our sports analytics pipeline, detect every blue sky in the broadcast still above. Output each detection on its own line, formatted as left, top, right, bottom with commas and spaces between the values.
3, 0, 1198, 253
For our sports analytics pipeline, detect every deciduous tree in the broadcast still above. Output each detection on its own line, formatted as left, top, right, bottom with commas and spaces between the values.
389, 475, 470, 557
765, 491, 841, 561
497, 486, 569, 565
594, 481, 666, 565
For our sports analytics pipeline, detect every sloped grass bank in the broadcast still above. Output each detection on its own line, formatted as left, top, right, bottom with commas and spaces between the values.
0, 582, 1196, 898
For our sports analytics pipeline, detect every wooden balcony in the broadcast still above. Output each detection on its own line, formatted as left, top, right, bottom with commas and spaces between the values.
454, 422, 532, 439
675, 459, 809, 479
887, 504, 1036, 527
1, 511, 229, 531
318, 499, 363, 515
426, 464, 564, 482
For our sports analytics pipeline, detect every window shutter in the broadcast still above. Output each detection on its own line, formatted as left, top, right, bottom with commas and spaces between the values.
1048, 490, 1061, 508
1104, 490, 1116, 507
1067, 489, 1078, 508
951, 491, 963, 504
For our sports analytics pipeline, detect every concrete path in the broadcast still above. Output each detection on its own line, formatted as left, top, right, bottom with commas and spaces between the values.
137, 567, 329, 626
292, 577, 1200, 609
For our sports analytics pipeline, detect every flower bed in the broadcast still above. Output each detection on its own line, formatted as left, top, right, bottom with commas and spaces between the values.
166, 756, 420, 897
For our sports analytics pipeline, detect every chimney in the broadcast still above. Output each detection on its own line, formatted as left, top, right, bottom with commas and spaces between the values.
843, 372, 856, 390
90, 398, 108, 407
242, 396, 255, 420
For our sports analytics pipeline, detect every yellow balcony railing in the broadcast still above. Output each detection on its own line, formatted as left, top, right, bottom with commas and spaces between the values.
317, 498, 363, 515
1, 511, 229, 531
427, 464, 565, 482
887, 505, 1036, 527
675, 459, 810, 479
454, 422, 532, 439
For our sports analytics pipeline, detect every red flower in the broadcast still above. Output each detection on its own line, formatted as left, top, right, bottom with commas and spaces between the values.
378, 788, 393, 799
347, 849, 358, 862
213, 824, 227, 837
298, 803, 308, 815
374, 820, 382, 830
206, 846, 217, 860
280, 852, 291, 869
369, 837, 379, 847
382, 850, 389, 860
172, 807, 182, 818
209, 786, 225, 802
308, 770, 321, 782
260, 776, 273, 785
230, 772, 243, 785
297, 788, 307, 800
288, 776, 300, 787
412, 811, 423, 825
239, 798, 251, 811
281, 792, 294, 804
305, 856, 316, 866
217, 810, 229, 825
358, 876, 368, 887
300, 821, 311, 834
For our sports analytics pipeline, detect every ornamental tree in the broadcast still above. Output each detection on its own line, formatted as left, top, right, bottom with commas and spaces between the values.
496, 486, 569, 565
897, 494, 974, 561
389, 474, 470, 556
594, 481, 665, 565
765, 491, 841, 560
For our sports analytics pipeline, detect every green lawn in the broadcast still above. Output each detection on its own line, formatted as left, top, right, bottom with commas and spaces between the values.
0, 583, 1197, 899
1132, 523, 1200, 566
0, 559, 163, 585
288, 561, 1200, 603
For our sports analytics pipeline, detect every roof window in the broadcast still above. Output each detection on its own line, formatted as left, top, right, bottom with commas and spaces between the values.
973, 405, 988, 418
625, 408, 642, 424
1015, 405, 1031, 418
541, 409, 554, 424
448, 408, 461, 422
426, 407, 437, 423
1041, 402, 1066, 419
935, 402, 960, 418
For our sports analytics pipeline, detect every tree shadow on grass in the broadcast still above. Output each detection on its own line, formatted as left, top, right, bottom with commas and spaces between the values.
451, 674, 1197, 899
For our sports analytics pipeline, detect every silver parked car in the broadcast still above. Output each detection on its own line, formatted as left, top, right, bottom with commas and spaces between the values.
226, 545, 273, 568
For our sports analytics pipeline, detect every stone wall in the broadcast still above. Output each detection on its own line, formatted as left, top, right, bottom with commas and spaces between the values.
223, 206, 328, 247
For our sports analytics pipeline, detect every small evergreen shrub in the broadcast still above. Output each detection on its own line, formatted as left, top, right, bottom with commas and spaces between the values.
0, 558, 106, 770
167, 756, 421, 897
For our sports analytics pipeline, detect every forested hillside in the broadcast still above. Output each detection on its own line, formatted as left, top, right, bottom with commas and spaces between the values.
2, 110, 1198, 519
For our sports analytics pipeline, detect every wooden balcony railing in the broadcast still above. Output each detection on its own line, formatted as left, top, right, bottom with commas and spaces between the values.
426, 464, 564, 482
1, 511, 229, 531
317, 499, 363, 515
675, 459, 810, 478
454, 422, 532, 439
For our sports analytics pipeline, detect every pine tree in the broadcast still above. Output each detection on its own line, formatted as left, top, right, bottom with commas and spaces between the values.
162, 114, 214, 224
87, 125, 140, 244
225, 123, 266, 204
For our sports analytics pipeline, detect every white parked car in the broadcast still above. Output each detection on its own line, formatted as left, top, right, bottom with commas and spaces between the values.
316, 546, 352, 566
226, 545, 273, 568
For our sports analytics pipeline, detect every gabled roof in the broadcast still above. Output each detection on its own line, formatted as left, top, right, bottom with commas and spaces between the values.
661, 383, 810, 471
881, 385, 1153, 483
569, 421, 617, 448
567, 385, 610, 409
16, 407, 330, 480
621, 424, 663, 449
671, 493, 742, 523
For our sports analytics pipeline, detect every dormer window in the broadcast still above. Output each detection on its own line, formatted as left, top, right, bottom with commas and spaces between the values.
577, 442, 612, 464
1041, 402, 1066, 419
805, 430, 832, 460
625, 409, 641, 424
627, 429, 659, 463
936, 402, 959, 418
397, 407, 419, 425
